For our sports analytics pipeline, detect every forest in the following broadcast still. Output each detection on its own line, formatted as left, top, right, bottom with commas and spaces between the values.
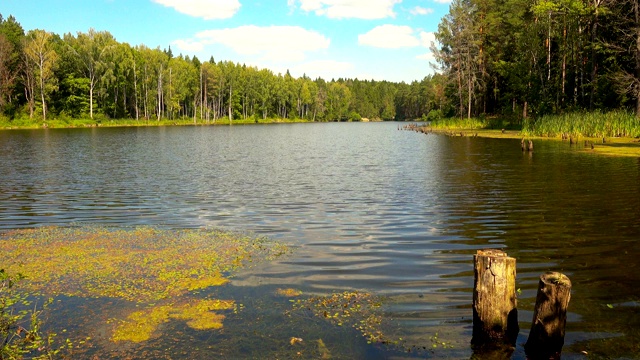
0, 13, 429, 126
1, 0, 640, 127
433, 0, 640, 120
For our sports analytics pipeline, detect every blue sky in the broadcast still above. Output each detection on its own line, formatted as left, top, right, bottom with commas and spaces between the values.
2, 0, 450, 83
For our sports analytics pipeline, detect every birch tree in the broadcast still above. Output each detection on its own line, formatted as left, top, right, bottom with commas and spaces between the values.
67, 29, 115, 119
23, 29, 57, 121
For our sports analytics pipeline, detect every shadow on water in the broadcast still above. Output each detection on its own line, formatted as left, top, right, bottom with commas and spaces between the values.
429, 135, 640, 358
1, 124, 640, 358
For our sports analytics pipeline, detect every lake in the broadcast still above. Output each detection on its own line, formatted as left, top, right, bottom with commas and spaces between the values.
1, 122, 639, 359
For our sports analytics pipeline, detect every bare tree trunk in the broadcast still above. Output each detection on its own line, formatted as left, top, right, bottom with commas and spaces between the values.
200, 66, 203, 121
168, 67, 172, 120
457, 53, 464, 119
590, 0, 602, 110
143, 65, 148, 120
468, 73, 472, 119
157, 64, 163, 121
133, 61, 139, 120
548, 12, 552, 82
228, 83, 233, 123
89, 73, 95, 119
636, 0, 640, 117
562, 19, 567, 107
39, 56, 46, 121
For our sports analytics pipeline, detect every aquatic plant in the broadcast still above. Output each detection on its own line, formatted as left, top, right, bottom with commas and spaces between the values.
289, 291, 395, 345
0, 269, 65, 359
276, 288, 303, 297
110, 299, 236, 342
0, 225, 289, 343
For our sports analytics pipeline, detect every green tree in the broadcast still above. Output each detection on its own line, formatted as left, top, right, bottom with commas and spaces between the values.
0, 15, 25, 115
23, 29, 58, 121
434, 0, 481, 119
67, 29, 116, 119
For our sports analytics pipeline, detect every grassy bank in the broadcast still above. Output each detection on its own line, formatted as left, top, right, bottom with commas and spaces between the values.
414, 111, 640, 157
424, 111, 640, 138
521, 110, 640, 138
0, 116, 319, 129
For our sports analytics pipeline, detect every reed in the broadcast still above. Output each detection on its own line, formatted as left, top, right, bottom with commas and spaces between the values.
429, 117, 488, 130
521, 111, 640, 138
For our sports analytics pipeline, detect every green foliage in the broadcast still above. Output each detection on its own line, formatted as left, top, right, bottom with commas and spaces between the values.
1, 269, 60, 359
3, 4, 640, 127
426, 109, 443, 122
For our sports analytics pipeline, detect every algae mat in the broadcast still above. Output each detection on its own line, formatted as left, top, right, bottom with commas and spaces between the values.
0, 226, 288, 345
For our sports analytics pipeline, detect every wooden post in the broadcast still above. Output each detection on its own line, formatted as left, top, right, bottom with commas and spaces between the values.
525, 272, 572, 359
472, 249, 519, 345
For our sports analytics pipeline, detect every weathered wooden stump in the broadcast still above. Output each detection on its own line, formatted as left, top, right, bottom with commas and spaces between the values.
472, 249, 519, 345
525, 272, 572, 359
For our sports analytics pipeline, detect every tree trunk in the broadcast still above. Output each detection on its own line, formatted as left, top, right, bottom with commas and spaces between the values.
457, 53, 464, 119
133, 61, 139, 121
39, 58, 46, 121
548, 12, 552, 82
89, 75, 95, 119
467, 71, 472, 119
228, 83, 233, 123
636, 0, 640, 117
157, 64, 163, 121
562, 20, 567, 107
143, 65, 148, 120
472, 249, 519, 345
590, 0, 601, 110
525, 272, 572, 359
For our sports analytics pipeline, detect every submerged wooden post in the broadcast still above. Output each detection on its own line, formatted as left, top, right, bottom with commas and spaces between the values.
472, 249, 519, 345
525, 272, 572, 359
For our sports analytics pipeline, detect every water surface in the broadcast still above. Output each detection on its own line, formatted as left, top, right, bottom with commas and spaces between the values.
1, 122, 639, 358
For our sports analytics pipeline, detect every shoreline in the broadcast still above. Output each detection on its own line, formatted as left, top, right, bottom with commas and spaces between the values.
409, 125, 640, 157
0, 117, 387, 130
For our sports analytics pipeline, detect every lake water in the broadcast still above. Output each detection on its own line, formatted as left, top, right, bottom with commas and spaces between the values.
1, 122, 639, 359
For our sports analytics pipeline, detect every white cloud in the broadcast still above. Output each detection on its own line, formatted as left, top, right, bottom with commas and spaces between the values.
358, 25, 422, 49
288, 60, 354, 80
420, 31, 436, 48
194, 26, 330, 62
296, 0, 401, 19
433, 0, 452, 3
172, 39, 204, 52
410, 6, 434, 15
416, 52, 435, 61
152, 0, 241, 20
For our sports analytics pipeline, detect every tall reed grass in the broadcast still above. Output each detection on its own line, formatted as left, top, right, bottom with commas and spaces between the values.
522, 111, 640, 138
429, 117, 488, 130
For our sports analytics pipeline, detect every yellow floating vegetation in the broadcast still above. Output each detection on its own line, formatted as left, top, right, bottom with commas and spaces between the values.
290, 291, 394, 346
276, 288, 303, 297
111, 299, 236, 343
0, 226, 287, 303
0, 225, 288, 343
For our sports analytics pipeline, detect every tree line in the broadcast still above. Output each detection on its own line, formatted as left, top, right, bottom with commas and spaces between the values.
0, 13, 446, 124
4, 1, 639, 127
432, 0, 640, 119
